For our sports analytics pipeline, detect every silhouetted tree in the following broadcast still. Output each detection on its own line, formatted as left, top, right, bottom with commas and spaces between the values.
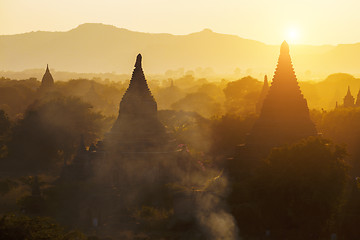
223, 76, 262, 115
7, 97, 111, 174
210, 113, 257, 156
0, 214, 87, 240
253, 137, 348, 239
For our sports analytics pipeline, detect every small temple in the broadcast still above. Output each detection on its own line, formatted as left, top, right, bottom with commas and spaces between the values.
343, 86, 355, 107
356, 89, 360, 106
39, 64, 54, 90
255, 75, 269, 114
247, 41, 317, 149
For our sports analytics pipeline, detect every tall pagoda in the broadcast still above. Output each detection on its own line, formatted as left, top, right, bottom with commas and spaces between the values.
247, 41, 317, 148
39, 64, 54, 90
108, 54, 167, 151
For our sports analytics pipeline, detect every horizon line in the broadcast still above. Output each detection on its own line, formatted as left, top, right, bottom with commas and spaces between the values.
1, 22, 356, 47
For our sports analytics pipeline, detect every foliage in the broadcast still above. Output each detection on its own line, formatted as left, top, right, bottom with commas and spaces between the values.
223, 76, 262, 115
7, 97, 111, 173
132, 206, 173, 223
320, 107, 360, 174
171, 92, 222, 118
0, 178, 19, 196
0, 214, 87, 240
210, 113, 257, 156
255, 137, 348, 238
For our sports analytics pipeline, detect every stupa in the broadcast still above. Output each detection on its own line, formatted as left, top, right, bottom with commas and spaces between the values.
108, 54, 168, 151
247, 41, 317, 148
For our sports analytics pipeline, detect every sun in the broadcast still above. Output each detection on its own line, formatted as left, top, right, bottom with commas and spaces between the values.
286, 27, 300, 43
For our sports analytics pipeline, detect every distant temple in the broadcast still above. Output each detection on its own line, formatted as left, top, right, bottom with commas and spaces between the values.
336, 86, 360, 108
39, 64, 54, 90
247, 41, 317, 149
343, 86, 355, 107
356, 89, 360, 106
255, 75, 269, 114
157, 79, 185, 109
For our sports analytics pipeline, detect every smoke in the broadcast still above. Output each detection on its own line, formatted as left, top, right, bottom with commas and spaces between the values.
197, 207, 239, 240
170, 164, 240, 240
193, 173, 239, 240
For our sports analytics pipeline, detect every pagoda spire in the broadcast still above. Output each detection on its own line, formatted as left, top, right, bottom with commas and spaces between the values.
256, 75, 270, 113
343, 86, 355, 107
109, 54, 167, 150
356, 89, 360, 106
40, 64, 54, 89
135, 54, 142, 68
248, 41, 316, 148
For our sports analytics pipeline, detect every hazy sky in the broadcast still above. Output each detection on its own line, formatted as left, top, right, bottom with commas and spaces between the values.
1, 0, 359, 45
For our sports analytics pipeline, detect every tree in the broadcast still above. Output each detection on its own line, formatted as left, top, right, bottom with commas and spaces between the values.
223, 76, 262, 115
210, 113, 257, 156
254, 137, 348, 239
7, 97, 111, 174
0, 214, 87, 240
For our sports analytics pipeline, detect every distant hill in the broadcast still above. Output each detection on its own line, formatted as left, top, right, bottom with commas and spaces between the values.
1, 23, 359, 77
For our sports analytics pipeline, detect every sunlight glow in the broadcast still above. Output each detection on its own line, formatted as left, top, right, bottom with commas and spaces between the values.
286, 27, 300, 44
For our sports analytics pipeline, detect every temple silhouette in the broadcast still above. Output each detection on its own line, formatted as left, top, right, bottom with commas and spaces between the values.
247, 41, 317, 149
335, 86, 360, 108
343, 86, 355, 107
255, 75, 269, 114
229, 41, 317, 172
107, 54, 168, 151
39, 64, 54, 90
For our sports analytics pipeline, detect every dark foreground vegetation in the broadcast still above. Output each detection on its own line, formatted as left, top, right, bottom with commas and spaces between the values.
1, 70, 360, 240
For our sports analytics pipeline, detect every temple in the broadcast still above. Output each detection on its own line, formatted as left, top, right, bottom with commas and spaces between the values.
247, 41, 317, 149
39, 64, 54, 90
356, 89, 360, 106
255, 75, 269, 114
343, 86, 355, 107
108, 54, 168, 151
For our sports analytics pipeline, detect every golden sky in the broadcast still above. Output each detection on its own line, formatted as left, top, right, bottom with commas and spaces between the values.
0, 0, 358, 45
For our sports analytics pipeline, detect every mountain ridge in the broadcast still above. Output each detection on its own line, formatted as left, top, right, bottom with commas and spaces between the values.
0, 23, 359, 77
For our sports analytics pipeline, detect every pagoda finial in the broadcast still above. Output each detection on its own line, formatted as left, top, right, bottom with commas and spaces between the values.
46, 64, 49, 72
280, 41, 289, 54
347, 85, 351, 94
135, 54, 142, 68
264, 75, 268, 85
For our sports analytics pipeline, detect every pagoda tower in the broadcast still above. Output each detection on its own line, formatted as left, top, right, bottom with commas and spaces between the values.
108, 54, 167, 151
255, 75, 269, 113
356, 89, 360, 106
247, 41, 317, 148
39, 64, 54, 90
343, 86, 355, 107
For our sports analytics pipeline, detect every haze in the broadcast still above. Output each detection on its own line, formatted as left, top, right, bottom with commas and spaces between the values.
1, 0, 360, 45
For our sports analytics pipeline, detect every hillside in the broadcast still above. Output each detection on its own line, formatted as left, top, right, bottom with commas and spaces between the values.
1, 23, 359, 77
